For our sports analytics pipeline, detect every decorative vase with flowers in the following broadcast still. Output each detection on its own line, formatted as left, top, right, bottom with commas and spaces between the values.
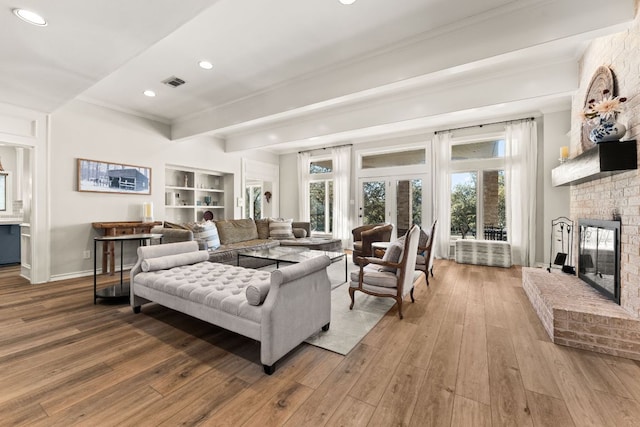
582, 89, 627, 143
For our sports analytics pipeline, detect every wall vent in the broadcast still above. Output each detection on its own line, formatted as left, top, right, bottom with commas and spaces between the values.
162, 76, 186, 88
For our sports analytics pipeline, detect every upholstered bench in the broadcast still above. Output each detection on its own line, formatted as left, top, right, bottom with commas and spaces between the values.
130, 241, 332, 374
455, 239, 512, 267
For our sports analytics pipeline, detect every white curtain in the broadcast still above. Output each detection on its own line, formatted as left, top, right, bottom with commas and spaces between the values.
297, 152, 311, 221
505, 120, 537, 266
433, 131, 452, 259
332, 146, 351, 247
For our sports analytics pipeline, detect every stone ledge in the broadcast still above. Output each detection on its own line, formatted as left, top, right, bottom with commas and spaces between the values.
522, 267, 640, 360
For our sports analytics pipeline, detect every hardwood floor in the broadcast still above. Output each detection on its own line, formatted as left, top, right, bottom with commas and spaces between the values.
2, 261, 640, 426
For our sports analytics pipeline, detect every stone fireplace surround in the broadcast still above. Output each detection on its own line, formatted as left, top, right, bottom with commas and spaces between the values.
520, 3, 640, 361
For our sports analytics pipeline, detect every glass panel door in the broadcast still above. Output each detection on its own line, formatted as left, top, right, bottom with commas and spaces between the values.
359, 176, 427, 240
359, 179, 387, 225
482, 170, 506, 240
396, 179, 422, 237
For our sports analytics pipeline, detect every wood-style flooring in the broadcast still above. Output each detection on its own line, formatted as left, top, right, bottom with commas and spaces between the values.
2, 261, 640, 426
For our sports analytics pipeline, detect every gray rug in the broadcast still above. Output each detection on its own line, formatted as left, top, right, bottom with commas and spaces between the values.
305, 262, 395, 355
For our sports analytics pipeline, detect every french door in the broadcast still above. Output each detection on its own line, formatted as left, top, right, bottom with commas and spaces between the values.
358, 175, 426, 239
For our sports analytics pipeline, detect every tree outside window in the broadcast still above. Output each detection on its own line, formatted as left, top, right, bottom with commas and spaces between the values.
362, 181, 385, 225
451, 173, 477, 239
450, 170, 506, 240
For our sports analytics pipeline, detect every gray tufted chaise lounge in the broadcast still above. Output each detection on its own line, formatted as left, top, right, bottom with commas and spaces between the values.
130, 241, 332, 374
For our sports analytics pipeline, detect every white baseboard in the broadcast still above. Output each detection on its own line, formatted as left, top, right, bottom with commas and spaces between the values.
49, 263, 135, 282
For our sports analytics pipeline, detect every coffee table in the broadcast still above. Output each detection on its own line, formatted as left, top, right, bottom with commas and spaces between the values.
238, 246, 348, 283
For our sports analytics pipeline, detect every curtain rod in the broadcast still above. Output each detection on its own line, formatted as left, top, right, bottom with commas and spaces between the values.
434, 117, 534, 135
298, 143, 353, 154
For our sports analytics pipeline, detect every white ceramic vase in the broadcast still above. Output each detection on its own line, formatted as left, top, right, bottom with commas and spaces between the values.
589, 118, 626, 143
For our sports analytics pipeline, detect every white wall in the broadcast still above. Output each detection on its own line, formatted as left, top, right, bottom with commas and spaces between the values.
541, 110, 571, 266
0, 102, 49, 283
49, 100, 278, 280
279, 153, 299, 220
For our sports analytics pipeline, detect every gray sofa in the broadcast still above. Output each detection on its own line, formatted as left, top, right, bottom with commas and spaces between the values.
130, 241, 332, 374
151, 219, 338, 266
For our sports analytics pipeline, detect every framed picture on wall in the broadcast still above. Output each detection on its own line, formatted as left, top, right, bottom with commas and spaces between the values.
77, 158, 152, 195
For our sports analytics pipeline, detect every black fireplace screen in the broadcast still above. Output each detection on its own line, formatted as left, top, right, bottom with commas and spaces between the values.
578, 219, 620, 304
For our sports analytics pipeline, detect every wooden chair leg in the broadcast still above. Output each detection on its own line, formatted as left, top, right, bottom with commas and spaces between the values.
396, 297, 403, 319
410, 287, 415, 303
349, 287, 356, 310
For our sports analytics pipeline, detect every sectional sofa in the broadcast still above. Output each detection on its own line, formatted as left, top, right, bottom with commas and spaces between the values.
152, 218, 341, 266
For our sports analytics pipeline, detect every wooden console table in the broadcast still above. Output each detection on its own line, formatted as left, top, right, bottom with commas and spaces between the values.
92, 221, 161, 275
93, 233, 163, 303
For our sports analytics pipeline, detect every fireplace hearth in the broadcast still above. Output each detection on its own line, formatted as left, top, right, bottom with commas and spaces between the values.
522, 268, 640, 361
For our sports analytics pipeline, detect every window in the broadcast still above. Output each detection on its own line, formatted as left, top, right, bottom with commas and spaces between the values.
362, 149, 425, 169
310, 180, 333, 232
308, 158, 333, 233
310, 159, 332, 173
451, 139, 504, 160
450, 137, 506, 241
244, 184, 262, 219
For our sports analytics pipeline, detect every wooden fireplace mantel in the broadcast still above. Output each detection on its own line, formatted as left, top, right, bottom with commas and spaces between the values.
552, 140, 637, 187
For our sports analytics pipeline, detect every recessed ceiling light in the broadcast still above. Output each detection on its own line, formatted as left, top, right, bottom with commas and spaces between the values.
198, 61, 213, 70
339, 0, 356, 4
143, 90, 156, 97
13, 9, 47, 26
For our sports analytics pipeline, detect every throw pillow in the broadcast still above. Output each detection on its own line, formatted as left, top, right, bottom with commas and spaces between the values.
381, 239, 404, 273
187, 221, 220, 250
255, 218, 270, 239
164, 221, 188, 230
292, 227, 307, 238
269, 218, 294, 239
141, 251, 209, 272
246, 282, 271, 306
215, 219, 259, 244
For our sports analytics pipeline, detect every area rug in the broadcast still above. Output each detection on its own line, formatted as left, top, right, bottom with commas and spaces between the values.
262, 256, 395, 355
304, 281, 395, 355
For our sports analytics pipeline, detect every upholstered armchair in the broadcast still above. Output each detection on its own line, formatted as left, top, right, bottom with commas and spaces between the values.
351, 223, 393, 265
416, 220, 437, 285
349, 225, 421, 319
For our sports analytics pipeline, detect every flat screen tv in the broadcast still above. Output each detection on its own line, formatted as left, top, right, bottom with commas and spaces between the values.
578, 219, 620, 304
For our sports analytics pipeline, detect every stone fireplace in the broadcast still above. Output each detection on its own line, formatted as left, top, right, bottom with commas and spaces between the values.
568, 6, 640, 320
523, 3, 640, 360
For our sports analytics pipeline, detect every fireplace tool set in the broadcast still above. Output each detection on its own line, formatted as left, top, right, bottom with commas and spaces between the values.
548, 216, 575, 274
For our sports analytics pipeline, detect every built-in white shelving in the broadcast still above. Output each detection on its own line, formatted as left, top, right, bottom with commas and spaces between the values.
164, 166, 232, 223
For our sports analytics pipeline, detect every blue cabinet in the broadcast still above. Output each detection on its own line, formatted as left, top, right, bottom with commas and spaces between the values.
0, 224, 20, 265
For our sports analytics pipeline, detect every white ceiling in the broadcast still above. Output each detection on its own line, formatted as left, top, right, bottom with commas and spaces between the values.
2, 0, 636, 153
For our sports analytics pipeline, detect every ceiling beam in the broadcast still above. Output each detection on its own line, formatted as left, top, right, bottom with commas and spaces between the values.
171, 0, 634, 142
